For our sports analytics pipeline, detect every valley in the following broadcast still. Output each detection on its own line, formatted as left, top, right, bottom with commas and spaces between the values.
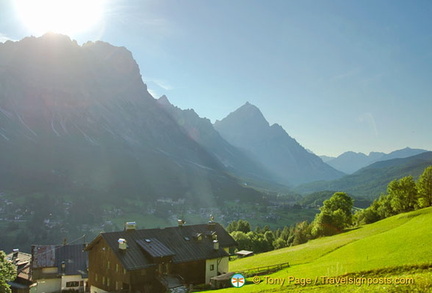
0, 34, 430, 256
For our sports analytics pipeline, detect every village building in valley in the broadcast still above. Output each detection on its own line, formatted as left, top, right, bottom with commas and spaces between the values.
30, 244, 88, 293
85, 220, 237, 292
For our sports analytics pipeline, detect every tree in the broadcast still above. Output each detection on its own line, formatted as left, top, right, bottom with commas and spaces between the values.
226, 220, 250, 233
417, 166, 432, 208
387, 176, 418, 213
0, 251, 16, 293
237, 220, 251, 233
312, 192, 354, 237
374, 194, 395, 219
292, 221, 311, 245
230, 231, 252, 251
272, 238, 287, 250
354, 207, 380, 225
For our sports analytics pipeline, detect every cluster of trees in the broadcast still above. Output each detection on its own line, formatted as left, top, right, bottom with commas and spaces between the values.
229, 165, 432, 254
355, 166, 432, 225
226, 219, 312, 254
227, 192, 354, 253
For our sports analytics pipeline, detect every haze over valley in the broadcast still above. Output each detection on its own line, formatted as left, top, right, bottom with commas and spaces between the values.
0, 34, 430, 253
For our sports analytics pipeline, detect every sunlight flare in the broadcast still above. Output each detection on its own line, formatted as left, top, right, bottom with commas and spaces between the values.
15, 0, 106, 37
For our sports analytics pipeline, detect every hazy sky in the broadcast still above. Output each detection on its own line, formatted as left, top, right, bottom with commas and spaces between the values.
1, 0, 431, 156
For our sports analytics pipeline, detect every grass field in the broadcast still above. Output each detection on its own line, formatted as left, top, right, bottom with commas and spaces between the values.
210, 207, 432, 292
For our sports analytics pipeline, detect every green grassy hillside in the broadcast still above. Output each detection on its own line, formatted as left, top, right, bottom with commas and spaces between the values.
215, 207, 432, 292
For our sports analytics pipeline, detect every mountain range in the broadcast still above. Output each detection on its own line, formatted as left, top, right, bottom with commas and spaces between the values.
0, 33, 263, 207
297, 151, 432, 198
0, 33, 430, 206
321, 148, 428, 174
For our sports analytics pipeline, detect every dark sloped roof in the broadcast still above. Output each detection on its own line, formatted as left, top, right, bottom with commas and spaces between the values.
32, 245, 56, 268
56, 244, 88, 277
136, 238, 175, 259
31, 244, 88, 277
87, 223, 236, 271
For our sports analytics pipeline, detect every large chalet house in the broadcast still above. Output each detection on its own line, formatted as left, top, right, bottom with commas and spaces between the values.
85, 221, 237, 292
30, 244, 88, 293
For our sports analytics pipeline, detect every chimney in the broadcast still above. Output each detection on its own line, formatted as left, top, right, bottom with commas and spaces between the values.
125, 222, 136, 231
61, 261, 66, 275
194, 233, 203, 241
213, 240, 219, 251
118, 238, 127, 250
12, 248, 19, 263
208, 216, 216, 229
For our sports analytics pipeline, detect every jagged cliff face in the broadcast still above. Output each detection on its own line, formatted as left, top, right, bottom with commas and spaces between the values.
214, 102, 345, 185
0, 33, 261, 205
0, 34, 167, 143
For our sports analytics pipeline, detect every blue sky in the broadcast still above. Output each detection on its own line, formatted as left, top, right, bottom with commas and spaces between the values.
1, 0, 431, 156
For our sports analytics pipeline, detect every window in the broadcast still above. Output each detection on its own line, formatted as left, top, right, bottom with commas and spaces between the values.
95, 273, 98, 282
107, 261, 110, 269
66, 281, 79, 288
210, 264, 215, 271
107, 278, 110, 287
115, 264, 119, 272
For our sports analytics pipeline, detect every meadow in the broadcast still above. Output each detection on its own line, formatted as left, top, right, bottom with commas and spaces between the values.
211, 207, 432, 292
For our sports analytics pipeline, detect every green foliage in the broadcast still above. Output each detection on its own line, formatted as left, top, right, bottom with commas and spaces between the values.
226, 219, 251, 233
353, 166, 432, 227
230, 231, 252, 251
353, 205, 380, 225
312, 192, 353, 237
0, 251, 16, 293
417, 166, 432, 208
387, 176, 418, 213
228, 219, 307, 254
292, 221, 312, 245
272, 238, 287, 250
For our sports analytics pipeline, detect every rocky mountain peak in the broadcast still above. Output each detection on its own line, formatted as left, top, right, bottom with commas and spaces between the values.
214, 102, 269, 143
158, 95, 171, 106
214, 103, 344, 185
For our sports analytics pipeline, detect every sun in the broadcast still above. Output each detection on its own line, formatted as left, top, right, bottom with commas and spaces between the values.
15, 0, 106, 37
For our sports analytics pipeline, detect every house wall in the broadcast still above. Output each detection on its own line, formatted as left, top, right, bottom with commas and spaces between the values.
61, 274, 87, 292
172, 260, 205, 285
204, 256, 229, 284
32, 268, 58, 280
29, 279, 61, 293
89, 285, 108, 293
88, 238, 131, 292
88, 238, 155, 292
218, 256, 229, 275
205, 259, 218, 284
129, 269, 158, 292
